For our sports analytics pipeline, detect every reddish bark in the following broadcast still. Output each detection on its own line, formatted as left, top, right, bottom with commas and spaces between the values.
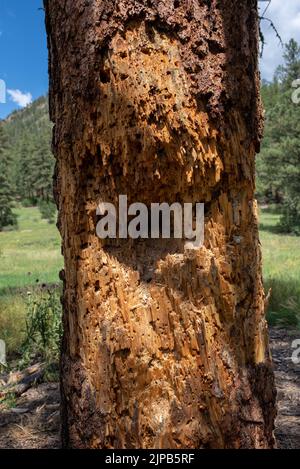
45, 0, 276, 449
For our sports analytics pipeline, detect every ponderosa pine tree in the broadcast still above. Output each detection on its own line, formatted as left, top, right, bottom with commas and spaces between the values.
45, 0, 277, 448
16, 136, 37, 202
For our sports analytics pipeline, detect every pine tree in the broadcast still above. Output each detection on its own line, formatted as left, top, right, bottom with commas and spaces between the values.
282, 39, 300, 86
32, 131, 54, 202
16, 135, 38, 202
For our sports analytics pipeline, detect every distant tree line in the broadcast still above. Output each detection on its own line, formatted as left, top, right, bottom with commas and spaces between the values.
257, 39, 300, 234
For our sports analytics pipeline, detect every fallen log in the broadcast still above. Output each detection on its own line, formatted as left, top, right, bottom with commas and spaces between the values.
0, 363, 45, 398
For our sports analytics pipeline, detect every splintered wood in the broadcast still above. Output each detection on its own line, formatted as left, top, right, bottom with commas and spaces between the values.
45, 0, 276, 449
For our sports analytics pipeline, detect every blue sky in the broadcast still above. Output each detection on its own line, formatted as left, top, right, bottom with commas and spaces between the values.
1, 0, 300, 119
0, 0, 47, 119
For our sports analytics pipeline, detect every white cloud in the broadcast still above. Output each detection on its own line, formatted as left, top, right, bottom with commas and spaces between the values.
7, 89, 33, 108
260, 0, 300, 80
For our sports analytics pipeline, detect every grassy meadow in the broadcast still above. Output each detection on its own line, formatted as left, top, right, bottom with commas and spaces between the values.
0, 205, 299, 359
259, 209, 300, 327
0, 206, 62, 356
0, 206, 62, 292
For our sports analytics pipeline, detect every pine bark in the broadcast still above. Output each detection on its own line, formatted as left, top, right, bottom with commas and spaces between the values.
44, 0, 277, 449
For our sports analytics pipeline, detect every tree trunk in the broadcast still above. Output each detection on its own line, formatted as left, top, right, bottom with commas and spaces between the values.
44, 0, 277, 449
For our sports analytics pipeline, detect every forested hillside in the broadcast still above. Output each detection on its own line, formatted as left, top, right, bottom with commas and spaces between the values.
0, 96, 55, 230
0, 124, 17, 230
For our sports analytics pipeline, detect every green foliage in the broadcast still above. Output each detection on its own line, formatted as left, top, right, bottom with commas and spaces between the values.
260, 209, 300, 328
0, 284, 62, 381
1, 392, 17, 409
2, 96, 55, 216
0, 124, 18, 231
279, 202, 300, 235
266, 285, 300, 328
281, 38, 300, 85
0, 206, 62, 291
20, 287, 62, 368
0, 294, 27, 356
257, 39, 300, 234
38, 200, 56, 224
22, 198, 37, 207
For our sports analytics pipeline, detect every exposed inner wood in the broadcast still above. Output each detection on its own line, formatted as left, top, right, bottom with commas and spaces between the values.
45, 1, 277, 449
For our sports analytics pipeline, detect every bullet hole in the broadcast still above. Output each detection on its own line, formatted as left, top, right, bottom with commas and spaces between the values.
141, 46, 151, 55
208, 39, 224, 55
148, 112, 155, 125
133, 140, 143, 153
95, 280, 100, 292
174, 0, 180, 8
96, 144, 101, 160
120, 73, 129, 80
100, 69, 111, 83
149, 85, 158, 96
116, 348, 130, 359
145, 24, 155, 43
157, 146, 166, 158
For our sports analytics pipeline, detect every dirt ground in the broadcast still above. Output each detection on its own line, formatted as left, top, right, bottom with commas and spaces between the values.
0, 327, 299, 449
0, 382, 60, 449
269, 328, 300, 449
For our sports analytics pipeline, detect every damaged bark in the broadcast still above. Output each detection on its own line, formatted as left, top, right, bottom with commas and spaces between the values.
44, 0, 277, 448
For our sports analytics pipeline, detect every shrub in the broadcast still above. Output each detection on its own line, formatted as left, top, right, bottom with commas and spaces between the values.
265, 277, 300, 328
279, 200, 300, 236
38, 200, 57, 224
22, 198, 38, 208
20, 287, 62, 370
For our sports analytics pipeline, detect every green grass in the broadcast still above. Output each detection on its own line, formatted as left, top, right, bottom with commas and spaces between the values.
259, 209, 300, 327
0, 206, 63, 357
0, 206, 63, 293
0, 392, 17, 409
0, 294, 27, 355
